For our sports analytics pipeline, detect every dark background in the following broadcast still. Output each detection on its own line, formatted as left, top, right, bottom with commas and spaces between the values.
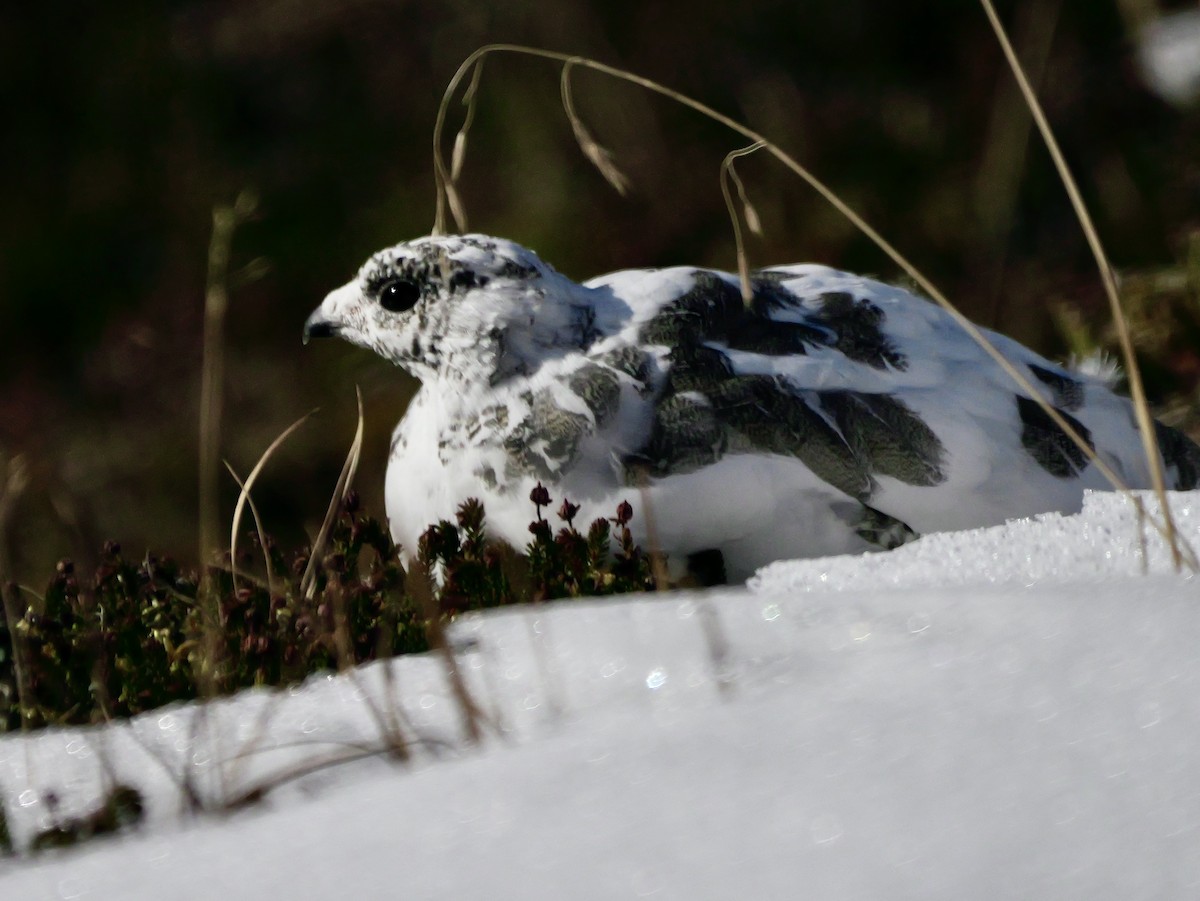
1, 0, 1197, 577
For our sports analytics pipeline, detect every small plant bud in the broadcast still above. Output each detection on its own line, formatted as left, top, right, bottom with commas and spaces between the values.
557, 498, 580, 524
456, 497, 485, 531
102, 540, 121, 557
530, 482, 551, 508
343, 490, 361, 514
56, 559, 75, 576
614, 500, 633, 525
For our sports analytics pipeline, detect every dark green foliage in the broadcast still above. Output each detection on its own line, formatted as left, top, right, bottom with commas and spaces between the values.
0, 491, 652, 734
524, 485, 656, 600
418, 498, 516, 613
0, 495, 415, 732
1053, 231, 1200, 445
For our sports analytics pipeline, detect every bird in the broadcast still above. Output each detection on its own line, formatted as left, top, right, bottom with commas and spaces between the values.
303, 233, 1200, 583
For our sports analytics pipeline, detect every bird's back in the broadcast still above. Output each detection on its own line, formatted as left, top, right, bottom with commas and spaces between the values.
556, 263, 1197, 573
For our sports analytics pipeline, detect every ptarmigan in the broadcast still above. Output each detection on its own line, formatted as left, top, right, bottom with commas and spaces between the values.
304, 234, 1200, 583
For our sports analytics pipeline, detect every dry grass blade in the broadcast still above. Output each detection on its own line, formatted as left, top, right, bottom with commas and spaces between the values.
199, 191, 257, 577
631, 466, 669, 591
444, 180, 470, 234
222, 694, 285, 795
978, 0, 1184, 569
720, 141, 768, 304
119, 717, 205, 813
451, 57, 486, 182
0, 454, 35, 729
198, 189, 258, 698
219, 743, 407, 810
301, 387, 364, 601
346, 667, 410, 760
434, 59, 484, 235
224, 464, 274, 596
561, 59, 630, 196
198, 205, 233, 579
430, 44, 1195, 567
408, 557, 489, 745
226, 410, 316, 596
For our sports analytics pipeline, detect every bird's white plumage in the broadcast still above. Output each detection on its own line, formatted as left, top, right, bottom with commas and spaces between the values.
305, 234, 1200, 582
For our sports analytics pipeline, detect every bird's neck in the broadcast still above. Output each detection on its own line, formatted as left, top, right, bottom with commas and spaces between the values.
433, 275, 605, 389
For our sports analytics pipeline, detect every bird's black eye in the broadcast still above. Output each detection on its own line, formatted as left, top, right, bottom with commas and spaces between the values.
379, 278, 421, 312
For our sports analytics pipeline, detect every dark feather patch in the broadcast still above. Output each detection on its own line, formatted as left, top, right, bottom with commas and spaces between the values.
1154, 420, 1200, 490
667, 344, 734, 393
849, 503, 919, 550
819, 391, 945, 487
632, 375, 871, 500
504, 390, 589, 480
707, 376, 869, 498
639, 272, 746, 349
568, 364, 621, 427
630, 393, 726, 476
599, 346, 652, 388
640, 271, 861, 360
813, 292, 907, 371
1028, 363, 1084, 411
1016, 395, 1093, 478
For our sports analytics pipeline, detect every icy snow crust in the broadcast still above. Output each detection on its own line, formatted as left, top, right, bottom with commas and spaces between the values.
2, 491, 1199, 898
752, 488, 1200, 594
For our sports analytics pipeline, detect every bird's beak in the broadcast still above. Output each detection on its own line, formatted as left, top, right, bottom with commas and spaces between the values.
302, 310, 341, 345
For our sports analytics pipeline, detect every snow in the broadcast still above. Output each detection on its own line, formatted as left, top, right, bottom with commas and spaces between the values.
2, 490, 1200, 898
1137, 8, 1200, 107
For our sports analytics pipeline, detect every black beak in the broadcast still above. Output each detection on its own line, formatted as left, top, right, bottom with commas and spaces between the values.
302, 313, 341, 345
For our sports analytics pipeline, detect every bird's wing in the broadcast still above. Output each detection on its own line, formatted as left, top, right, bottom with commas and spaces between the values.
586, 263, 1158, 535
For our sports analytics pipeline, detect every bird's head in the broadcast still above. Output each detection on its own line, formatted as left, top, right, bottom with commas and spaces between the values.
303, 234, 565, 380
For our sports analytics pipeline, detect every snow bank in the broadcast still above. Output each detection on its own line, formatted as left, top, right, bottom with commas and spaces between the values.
1, 492, 1198, 898
752, 489, 1199, 593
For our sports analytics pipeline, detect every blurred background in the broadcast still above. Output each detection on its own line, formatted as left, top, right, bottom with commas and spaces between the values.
1, 0, 1198, 578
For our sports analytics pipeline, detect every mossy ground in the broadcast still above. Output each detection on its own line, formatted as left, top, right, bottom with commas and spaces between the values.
0, 487, 653, 734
